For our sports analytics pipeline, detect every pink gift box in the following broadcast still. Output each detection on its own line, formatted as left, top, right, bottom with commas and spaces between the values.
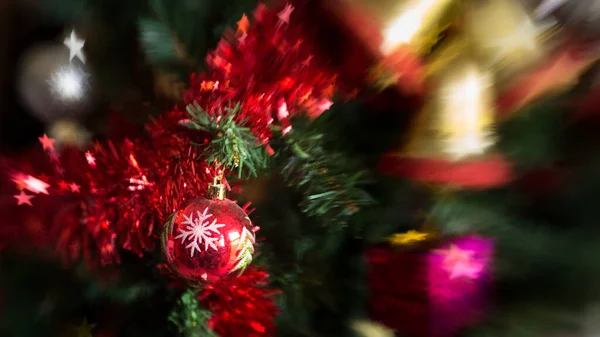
367, 235, 493, 337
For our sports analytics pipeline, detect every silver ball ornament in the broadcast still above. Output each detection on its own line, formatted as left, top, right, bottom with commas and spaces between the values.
17, 43, 92, 124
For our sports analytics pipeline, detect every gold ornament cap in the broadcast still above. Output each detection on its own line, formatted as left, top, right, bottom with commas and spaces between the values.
402, 37, 498, 161
208, 176, 226, 200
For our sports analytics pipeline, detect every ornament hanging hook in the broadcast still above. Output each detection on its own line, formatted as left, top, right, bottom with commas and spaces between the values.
208, 161, 226, 200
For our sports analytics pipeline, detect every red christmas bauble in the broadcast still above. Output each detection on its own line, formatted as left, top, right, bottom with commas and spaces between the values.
161, 197, 256, 284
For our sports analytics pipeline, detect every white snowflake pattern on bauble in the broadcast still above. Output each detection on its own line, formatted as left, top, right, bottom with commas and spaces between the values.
175, 207, 225, 256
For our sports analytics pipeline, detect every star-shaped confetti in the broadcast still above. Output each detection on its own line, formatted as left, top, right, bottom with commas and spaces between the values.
85, 151, 96, 166
254, 3, 269, 21
70, 182, 81, 193
38, 134, 56, 152
277, 3, 294, 28
72, 317, 95, 337
301, 55, 313, 68
64, 30, 86, 63
23, 175, 50, 195
14, 191, 34, 206
388, 230, 429, 245
58, 181, 70, 190
237, 14, 250, 33
292, 39, 303, 51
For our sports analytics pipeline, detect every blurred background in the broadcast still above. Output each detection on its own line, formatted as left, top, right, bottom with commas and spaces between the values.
0, 0, 55, 151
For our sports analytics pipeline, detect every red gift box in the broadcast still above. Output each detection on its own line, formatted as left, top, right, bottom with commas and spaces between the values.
367, 235, 493, 337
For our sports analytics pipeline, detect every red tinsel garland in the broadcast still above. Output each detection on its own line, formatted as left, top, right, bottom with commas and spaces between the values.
183, 1, 346, 131
199, 265, 280, 337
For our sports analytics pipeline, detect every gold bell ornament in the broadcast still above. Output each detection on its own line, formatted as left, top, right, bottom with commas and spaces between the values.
463, 0, 558, 83
327, 0, 463, 93
378, 37, 512, 189
463, 0, 600, 118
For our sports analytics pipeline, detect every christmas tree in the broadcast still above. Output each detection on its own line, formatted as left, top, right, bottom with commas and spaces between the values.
2, 0, 600, 336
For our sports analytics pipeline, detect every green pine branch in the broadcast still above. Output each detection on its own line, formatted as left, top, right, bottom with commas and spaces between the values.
276, 118, 375, 227
168, 289, 216, 337
183, 102, 269, 178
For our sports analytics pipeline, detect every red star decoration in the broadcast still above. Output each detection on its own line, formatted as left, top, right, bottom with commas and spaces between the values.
69, 182, 81, 193
14, 191, 34, 206
23, 175, 50, 195
292, 39, 303, 51
301, 55, 313, 68
253, 3, 269, 21
237, 14, 250, 34
85, 151, 96, 166
38, 134, 55, 152
58, 181, 70, 190
276, 3, 294, 28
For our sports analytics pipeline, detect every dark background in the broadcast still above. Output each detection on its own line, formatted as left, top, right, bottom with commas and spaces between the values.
0, 1, 53, 152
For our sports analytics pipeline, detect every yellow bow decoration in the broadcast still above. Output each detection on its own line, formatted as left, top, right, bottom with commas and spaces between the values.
388, 230, 429, 245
